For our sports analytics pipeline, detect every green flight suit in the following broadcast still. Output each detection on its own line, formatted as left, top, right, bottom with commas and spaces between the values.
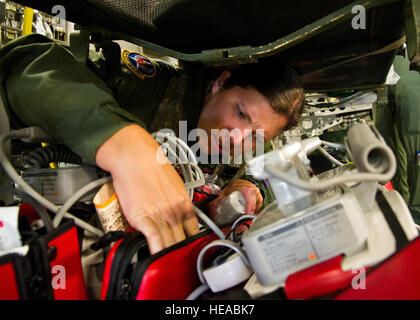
0, 34, 274, 210
374, 53, 420, 224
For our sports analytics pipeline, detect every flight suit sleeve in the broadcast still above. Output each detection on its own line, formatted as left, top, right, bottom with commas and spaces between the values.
0, 34, 145, 164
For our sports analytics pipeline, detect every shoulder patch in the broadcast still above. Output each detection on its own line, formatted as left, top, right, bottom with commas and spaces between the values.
121, 50, 156, 79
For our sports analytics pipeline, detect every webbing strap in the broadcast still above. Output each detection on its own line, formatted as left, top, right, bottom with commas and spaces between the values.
376, 190, 410, 251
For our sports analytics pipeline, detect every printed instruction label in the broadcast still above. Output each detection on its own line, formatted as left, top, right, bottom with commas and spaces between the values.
258, 203, 357, 274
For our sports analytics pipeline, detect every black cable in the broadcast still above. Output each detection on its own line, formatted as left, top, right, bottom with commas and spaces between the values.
21, 144, 83, 169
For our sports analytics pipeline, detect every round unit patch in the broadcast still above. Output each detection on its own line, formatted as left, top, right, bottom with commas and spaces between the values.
121, 50, 156, 79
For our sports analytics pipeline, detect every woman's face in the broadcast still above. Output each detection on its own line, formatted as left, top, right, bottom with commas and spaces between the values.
197, 71, 289, 156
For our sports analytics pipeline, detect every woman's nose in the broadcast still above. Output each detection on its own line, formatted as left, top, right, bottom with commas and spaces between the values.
229, 128, 251, 146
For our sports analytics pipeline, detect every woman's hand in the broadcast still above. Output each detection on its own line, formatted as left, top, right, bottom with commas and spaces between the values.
96, 124, 199, 254
208, 179, 263, 217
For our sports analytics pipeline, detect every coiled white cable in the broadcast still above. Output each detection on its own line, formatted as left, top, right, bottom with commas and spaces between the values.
195, 239, 251, 287
152, 131, 205, 200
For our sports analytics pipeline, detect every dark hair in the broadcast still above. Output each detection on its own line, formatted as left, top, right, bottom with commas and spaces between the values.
222, 60, 304, 131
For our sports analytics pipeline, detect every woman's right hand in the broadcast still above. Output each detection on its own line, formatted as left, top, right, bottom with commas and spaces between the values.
95, 124, 200, 254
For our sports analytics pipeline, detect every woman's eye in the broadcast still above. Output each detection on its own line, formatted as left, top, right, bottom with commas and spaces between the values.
236, 106, 246, 119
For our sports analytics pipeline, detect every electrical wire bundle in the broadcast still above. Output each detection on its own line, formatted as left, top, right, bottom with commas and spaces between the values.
152, 131, 205, 201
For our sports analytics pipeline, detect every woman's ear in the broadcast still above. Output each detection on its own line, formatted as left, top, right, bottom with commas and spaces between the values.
211, 70, 232, 95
